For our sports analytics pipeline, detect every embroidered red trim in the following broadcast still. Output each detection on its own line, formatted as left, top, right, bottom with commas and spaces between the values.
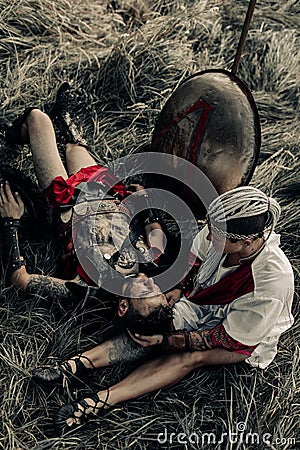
209, 323, 257, 356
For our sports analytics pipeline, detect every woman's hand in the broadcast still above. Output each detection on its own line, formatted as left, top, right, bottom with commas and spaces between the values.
0, 181, 24, 219
127, 329, 163, 347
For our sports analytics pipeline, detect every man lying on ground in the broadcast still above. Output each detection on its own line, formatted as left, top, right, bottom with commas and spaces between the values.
31, 186, 294, 434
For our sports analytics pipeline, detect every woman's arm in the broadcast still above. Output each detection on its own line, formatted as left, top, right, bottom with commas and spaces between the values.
0, 182, 73, 302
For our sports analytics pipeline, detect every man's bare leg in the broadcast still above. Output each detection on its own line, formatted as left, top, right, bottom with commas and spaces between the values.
23, 109, 67, 190
64, 349, 247, 427
65, 333, 152, 374
102, 349, 247, 405
65, 143, 97, 176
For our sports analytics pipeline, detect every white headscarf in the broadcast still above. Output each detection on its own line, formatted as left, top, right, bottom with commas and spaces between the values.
195, 186, 281, 289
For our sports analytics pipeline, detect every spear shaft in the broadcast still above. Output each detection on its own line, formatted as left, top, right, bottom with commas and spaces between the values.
231, 0, 257, 74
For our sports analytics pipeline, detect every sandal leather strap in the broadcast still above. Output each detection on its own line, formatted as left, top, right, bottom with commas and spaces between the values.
75, 389, 110, 419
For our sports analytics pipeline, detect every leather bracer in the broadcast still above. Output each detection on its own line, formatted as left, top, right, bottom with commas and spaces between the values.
2, 218, 25, 279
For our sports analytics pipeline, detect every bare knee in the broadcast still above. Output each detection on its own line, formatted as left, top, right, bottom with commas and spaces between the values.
65, 143, 77, 158
65, 143, 89, 158
16, 109, 46, 143
26, 109, 51, 128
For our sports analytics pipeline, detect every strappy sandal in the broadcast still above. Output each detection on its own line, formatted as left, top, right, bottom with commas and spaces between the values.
54, 389, 110, 434
32, 354, 95, 389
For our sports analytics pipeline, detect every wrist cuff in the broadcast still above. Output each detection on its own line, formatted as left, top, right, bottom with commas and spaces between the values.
2, 217, 25, 280
162, 330, 190, 351
2, 217, 21, 227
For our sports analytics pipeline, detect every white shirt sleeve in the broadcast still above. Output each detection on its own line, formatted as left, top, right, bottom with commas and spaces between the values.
223, 294, 284, 346
191, 225, 210, 261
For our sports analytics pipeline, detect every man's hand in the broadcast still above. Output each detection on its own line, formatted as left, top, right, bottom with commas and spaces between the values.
127, 329, 163, 347
0, 182, 24, 219
126, 183, 146, 196
165, 288, 183, 306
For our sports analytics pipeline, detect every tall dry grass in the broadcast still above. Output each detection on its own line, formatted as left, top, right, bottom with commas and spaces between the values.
0, 0, 299, 449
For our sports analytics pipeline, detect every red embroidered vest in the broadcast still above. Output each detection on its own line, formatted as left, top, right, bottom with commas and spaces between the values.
188, 263, 254, 306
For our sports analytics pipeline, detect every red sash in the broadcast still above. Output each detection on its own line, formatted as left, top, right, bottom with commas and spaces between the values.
44, 165, 128, 208
188, 263, 254, 306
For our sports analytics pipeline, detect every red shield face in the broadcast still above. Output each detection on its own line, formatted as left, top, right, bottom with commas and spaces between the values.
151, 69, 260, 194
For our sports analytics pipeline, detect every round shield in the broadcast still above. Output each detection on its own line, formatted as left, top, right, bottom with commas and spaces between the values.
151, 69, 260, 196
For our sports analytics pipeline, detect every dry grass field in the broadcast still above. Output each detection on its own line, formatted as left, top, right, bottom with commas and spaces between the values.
0, 1, 299, 449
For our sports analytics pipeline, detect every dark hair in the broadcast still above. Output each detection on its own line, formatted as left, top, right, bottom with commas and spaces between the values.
226, 212, 269, 243
119, 303, 173, 335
